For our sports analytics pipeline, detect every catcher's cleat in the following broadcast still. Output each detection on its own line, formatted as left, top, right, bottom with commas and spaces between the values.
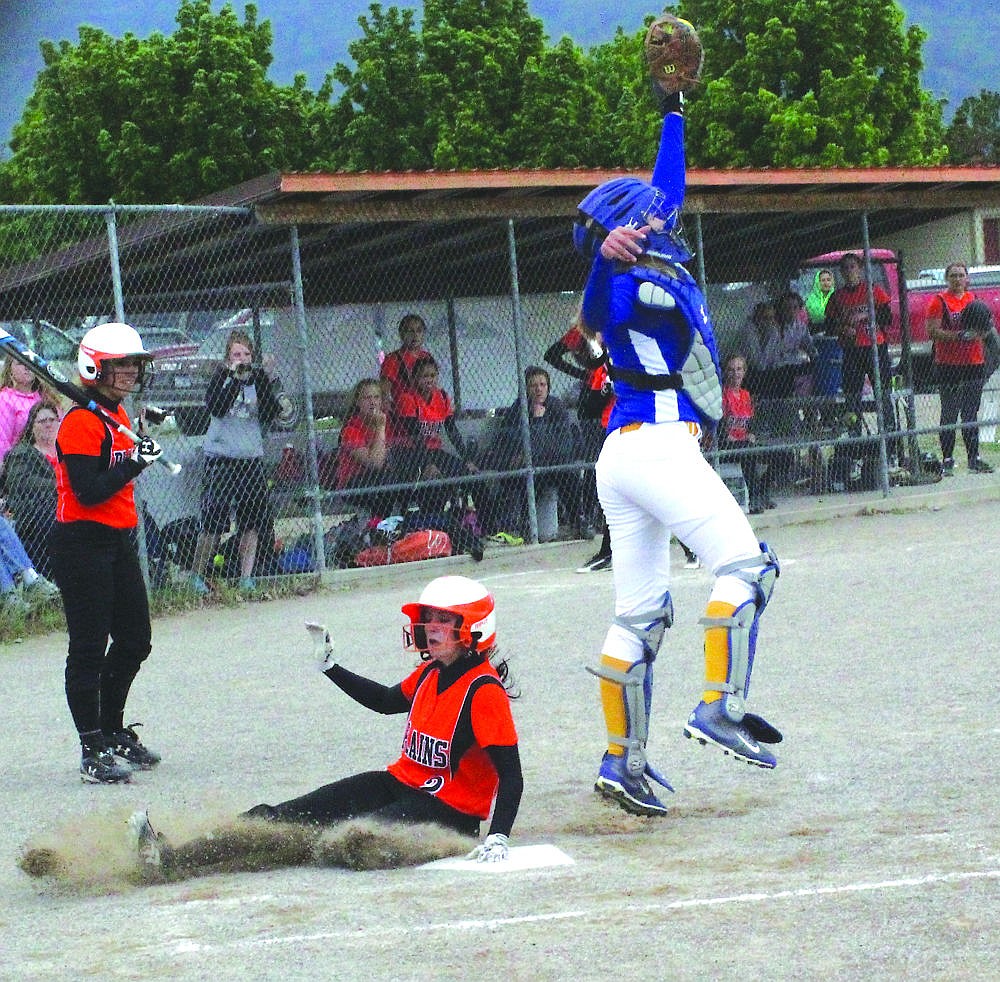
107, 724, 161, 770
743, 712, 783, 745
594, 752, 671, 816
81, 747, 132, 784
684, 701, 777, 768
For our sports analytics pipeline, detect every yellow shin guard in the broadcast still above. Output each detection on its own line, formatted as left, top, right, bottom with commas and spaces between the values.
702, 599, 738, 705
598, 653, 632, 756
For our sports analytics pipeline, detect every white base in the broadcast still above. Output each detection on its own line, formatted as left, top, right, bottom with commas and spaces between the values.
419, 843, 574, 873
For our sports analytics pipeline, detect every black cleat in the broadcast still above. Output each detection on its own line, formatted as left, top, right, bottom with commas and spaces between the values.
81, 748, 132, 784
107, 724, 161, 770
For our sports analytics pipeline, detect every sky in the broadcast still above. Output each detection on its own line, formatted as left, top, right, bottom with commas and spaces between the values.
0, 1, 994, 151
0, 0, 350, 147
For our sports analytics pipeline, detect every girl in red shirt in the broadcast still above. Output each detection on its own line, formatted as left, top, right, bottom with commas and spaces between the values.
719, 355, 771, 514
335, 379, 418, 512
379, 312, 433, 405
927, 261, 995, 474
127, 576, 523, 878
396, 356, 478, 510
544, 318, 614, 571
50, 323, 163, 784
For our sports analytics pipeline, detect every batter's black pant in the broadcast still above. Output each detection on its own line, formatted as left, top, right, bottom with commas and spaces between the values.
49, 521, 152, 742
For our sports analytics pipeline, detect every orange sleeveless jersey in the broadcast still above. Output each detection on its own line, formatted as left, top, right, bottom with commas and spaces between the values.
55, 405, 138, 528
931, 291, 985, 367
387, 659, 518, 820
396, 387, 452, 451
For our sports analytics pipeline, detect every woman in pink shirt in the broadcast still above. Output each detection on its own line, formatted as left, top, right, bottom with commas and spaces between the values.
0, 357, 45, 463
1, 400, 60, 575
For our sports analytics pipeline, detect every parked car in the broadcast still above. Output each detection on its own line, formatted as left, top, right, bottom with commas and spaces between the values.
68, 320, 197, 355
136, 325, 197, 357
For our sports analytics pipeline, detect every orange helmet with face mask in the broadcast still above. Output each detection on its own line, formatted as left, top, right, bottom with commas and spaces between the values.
401, 575, 496, 653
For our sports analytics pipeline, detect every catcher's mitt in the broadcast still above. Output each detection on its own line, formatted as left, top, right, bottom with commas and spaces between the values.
644, 14, 703, 97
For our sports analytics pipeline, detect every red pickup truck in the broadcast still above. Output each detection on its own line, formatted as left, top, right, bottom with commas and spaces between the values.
795, 250, 1000, 389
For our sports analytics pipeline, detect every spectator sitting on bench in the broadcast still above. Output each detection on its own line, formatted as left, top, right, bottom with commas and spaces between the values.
482, 366, 587, 539
335, 378, 418, 515
396, 356, 478, 513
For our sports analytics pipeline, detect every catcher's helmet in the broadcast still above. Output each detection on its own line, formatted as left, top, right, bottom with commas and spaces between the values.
401, 575, 496, 653
78, 322, 152, 386
574, 177, 691, 263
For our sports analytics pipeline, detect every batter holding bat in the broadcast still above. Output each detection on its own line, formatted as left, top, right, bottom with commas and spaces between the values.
49, 322, 165, 784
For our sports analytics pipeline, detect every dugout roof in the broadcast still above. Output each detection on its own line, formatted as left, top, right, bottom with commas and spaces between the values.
2, 164, 1000, 319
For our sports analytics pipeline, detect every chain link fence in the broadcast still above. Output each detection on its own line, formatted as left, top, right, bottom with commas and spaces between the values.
1, 203, 997, 598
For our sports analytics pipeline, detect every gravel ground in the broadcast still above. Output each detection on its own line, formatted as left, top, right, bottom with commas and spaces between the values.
2, 485, 998, 982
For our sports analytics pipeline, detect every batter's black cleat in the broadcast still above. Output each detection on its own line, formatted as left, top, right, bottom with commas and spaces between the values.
81, 747, 132, 784
576, 551, 612, 573
107, 724, 161, 770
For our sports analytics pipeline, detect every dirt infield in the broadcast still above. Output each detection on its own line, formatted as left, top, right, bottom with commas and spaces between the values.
3, 494, 999, 981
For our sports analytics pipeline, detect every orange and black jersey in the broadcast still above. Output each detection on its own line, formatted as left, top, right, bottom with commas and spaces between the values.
54, 400, 145, 528
324, 655, 521, 835
395, 386, 471, 463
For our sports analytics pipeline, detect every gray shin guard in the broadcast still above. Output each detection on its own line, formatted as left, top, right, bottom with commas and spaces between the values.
700, 601, 756, 722
587, 659, 651, 778
700, 546, 779, 723
586, 597, 673, 778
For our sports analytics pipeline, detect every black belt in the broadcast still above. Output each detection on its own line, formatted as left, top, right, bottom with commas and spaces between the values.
608, 364, 684, 391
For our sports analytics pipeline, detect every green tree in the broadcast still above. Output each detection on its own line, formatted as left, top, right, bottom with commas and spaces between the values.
1, 1, 337, 204
582, 27, 661, 170
946, 90, 1000, 164
330, 0, 549, 170
677, 0, 947, 167
328, 5, 434, 171
507, 38, 600, 169
0, 0, 958, 198
420, 0, 546, 168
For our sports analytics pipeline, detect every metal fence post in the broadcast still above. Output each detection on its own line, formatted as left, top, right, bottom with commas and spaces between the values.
861, 212, 891, 496
104, 204, 126, 323
446, 297, 462, 413
507, 219, 539, 543
895, 248, 925, 477
693, 213, 708, 295
103, 203, 155, 589
289, 225, 326, 572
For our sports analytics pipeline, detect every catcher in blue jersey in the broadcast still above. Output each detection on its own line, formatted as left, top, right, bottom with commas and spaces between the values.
575, 15, 783, 817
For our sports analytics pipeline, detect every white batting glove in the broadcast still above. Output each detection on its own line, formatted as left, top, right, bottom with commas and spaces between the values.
304, 622, 336, 672
136, 437, 162, 467
465, 833, 509, 863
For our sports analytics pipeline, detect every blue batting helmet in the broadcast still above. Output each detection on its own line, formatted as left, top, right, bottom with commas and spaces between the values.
573, 177, 691, 264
